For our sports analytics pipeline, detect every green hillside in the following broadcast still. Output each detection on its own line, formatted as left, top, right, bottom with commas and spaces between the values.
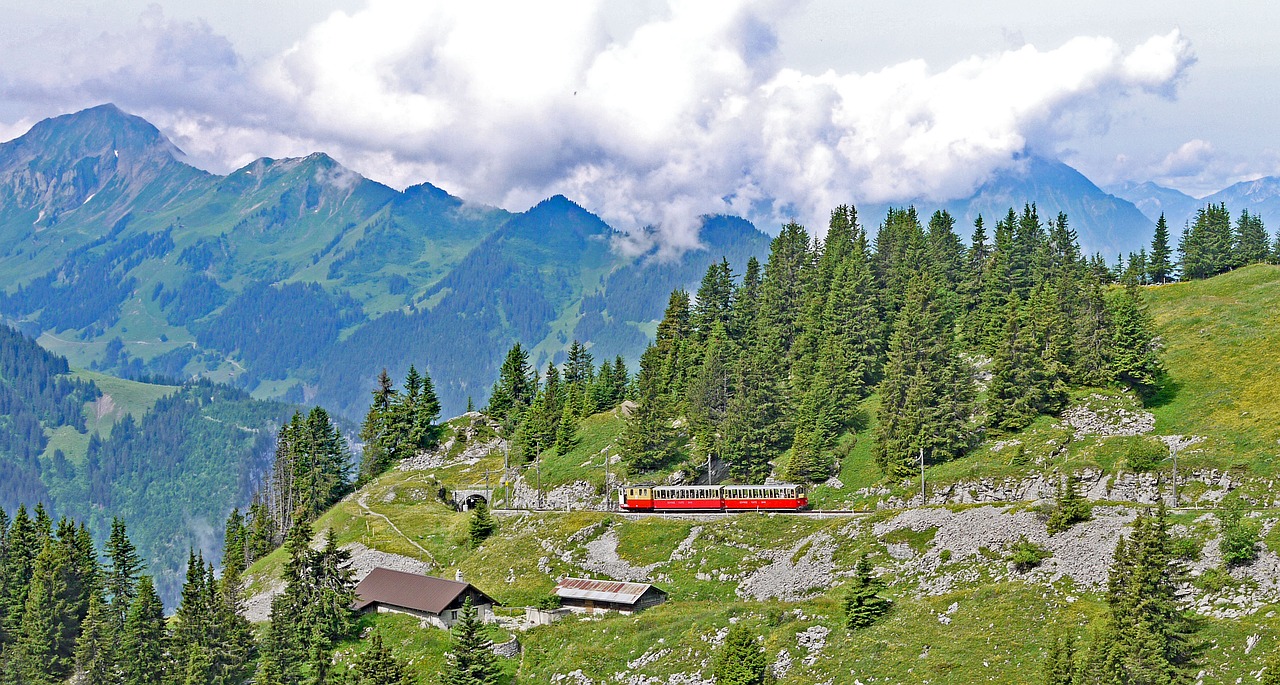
1144, 264, 1280, 470
0, 323, 297, 605
0, 105, 772, 419
235, 265, 1280, 683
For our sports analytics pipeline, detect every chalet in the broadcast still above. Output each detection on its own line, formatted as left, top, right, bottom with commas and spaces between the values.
553, 577, 667, 615
352, 568, 497, 629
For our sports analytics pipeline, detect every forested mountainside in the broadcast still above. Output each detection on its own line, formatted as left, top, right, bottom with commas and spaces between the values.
3, 208, 1280, 683
0, 104, 1175, 423
0, 104, 772, 419
0, 324, 295, 604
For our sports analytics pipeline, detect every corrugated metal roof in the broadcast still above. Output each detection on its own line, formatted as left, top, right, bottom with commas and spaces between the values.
553, 577, 661, 605
353, 568, 487, 614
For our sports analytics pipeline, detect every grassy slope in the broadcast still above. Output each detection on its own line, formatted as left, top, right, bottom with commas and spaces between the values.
244, 266, 1280, 683
247, 465, 1279, 683
41, 370, 178, 466
1144, 264, 1280, 474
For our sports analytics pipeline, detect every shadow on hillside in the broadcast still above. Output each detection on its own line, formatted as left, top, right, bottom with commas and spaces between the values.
1143, 376, 1181, 409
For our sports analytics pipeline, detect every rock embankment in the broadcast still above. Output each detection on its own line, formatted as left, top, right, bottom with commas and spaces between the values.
398, 412, 508, 471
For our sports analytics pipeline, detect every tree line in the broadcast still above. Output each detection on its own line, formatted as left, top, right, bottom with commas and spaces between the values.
619, 204, 1165, 483
486, 340, 630, 462
1120, 204, 1279, 285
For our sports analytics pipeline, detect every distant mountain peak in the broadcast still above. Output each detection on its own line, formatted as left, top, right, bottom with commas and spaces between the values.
11, 102, 186, 162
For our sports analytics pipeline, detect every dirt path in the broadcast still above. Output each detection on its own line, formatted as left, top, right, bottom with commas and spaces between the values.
355, 492, 436, 563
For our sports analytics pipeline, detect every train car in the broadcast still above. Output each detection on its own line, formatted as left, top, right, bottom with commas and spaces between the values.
619, 486, 656, 511
618, 484, 808, 512
651, 485, 724, 511
721, 484, 807, 511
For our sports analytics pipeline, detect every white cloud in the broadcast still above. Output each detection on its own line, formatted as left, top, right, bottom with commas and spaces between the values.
0, 2, 1195, 254
1157, 139, 1214, 177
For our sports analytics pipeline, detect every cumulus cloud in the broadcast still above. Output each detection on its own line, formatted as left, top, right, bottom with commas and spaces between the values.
0, 2, 1196, 255
1157, 139, 1214, 177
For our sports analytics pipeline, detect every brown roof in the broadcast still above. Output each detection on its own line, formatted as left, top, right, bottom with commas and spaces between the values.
554, 577, 664, 605
353, 568, 492, 614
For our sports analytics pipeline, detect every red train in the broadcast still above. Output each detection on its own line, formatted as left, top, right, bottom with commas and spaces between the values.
618, 484, 808, 512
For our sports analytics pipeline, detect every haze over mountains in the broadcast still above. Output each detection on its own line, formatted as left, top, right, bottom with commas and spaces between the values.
0, 104, 1262, 418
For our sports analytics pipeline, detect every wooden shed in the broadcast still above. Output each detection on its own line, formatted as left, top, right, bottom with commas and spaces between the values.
553, 577, 667, 615
353, 568, 497, 629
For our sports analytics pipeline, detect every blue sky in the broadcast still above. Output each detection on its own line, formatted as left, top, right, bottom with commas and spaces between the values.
0, 1, 1271, 246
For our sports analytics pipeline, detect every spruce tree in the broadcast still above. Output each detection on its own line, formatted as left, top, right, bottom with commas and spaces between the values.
0, 505, 41, 645
16, 537, 77, 684
712, 625, 768, 685
843, 555, 891, 629
1108, 283, 1164, 397
721, 338, 788, 483
487, 343, 534, 429
357, 369, 399, 485
1042, 632, 1077, 685
1235, 208, 1270, 266
103, 517, 141, 628
119, 576, 167, 685
1046, 475, 1092, 534
620, 347, 678, 472
1179, 203, 1234, 279
72, 592, 117, 685
1084, 504, 1196, 682
1149, 214, 1173, 284
441, 597, 500, 685
213, 553, 256, 684
873, 274, 975, 476
469, 501, 497, 547
353, 632, 412, 685
410, 369, 442, 449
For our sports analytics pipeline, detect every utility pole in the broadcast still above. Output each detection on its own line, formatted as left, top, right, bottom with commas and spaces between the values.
920, 447, 926, 505
706, 453, 713, 484
603, 448, 610, 511
485, 467, 490, 510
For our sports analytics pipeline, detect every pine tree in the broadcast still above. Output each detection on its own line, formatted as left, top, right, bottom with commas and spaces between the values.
1262, 646, 1280, 685
1108, 283, 1164, 397
874, 274, 975, 476
469, 501, 497, 547
1042, 632, 1077, 685
1235, 208, 1270, 266
357, 369, 399, 485
712, 625, 768, 685
15, 536, 78, 684
1149, 214, 1173, 284
1046, 475, 1092, 534
843, 555, 891, 629
1084, 503, 1196, 682
352, 632, 412, 685
620, 347, 678, 472
103, 517, 141, 628
487, 343, 534, 429
72, 592, 117, 685
119, 576, 167, 685
441, 597, 500, 685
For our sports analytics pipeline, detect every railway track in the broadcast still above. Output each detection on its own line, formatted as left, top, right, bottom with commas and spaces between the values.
491, 507, 875, 518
